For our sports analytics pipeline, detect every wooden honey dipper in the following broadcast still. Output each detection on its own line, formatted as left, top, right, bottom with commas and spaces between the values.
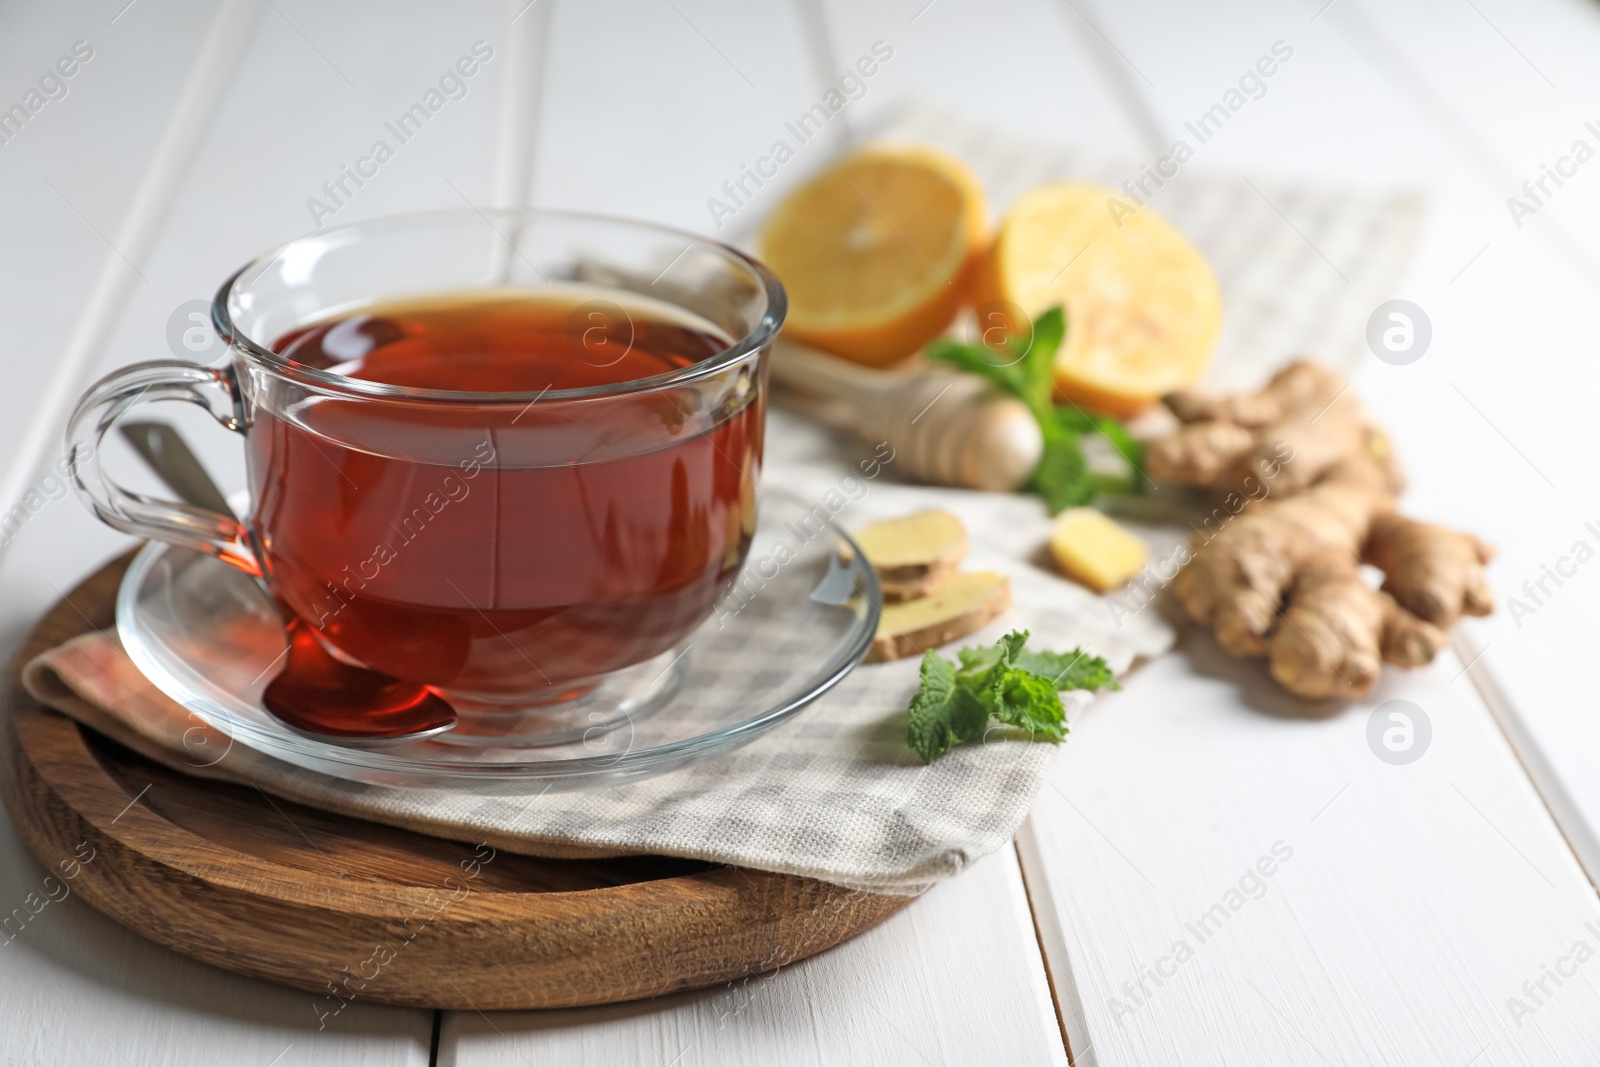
770, 339, 1043, 492
568, 256, 1042, 491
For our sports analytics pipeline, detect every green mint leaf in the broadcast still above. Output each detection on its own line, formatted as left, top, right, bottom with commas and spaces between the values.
1018, 306, 1066, 422
1090, 414, 1147, 496
958, 635, 1117, 694
982, 667, 1068, 742
926, 337, 1027, 400
906, 650, 990, 763
1053, 405, 1098, 434
993, 629, 1029, 667
955, 629, 1029, 689
1043, 405, 1143, 503
1093, 414, 1144, 471
1025, 305, 1066, 363
1033, 433, 1096, 514
909, 632, 1118, 761
955, 643, 995, 671
1012, 648, 1119, 692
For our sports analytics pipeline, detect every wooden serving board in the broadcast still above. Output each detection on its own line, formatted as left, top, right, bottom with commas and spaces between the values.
0, 554, 910, 1010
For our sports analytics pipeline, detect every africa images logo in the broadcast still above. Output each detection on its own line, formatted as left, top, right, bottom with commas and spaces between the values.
305, 41, 494, 227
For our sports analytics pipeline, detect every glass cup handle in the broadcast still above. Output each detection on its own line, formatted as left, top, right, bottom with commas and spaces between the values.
66, 360, 259, 573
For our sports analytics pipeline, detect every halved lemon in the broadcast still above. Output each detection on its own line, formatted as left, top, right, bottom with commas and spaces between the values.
977, 183, 1221, 415
761, 144, 986, 367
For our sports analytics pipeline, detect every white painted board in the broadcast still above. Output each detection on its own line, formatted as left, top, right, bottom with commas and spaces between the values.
441, 848, 1068, 1067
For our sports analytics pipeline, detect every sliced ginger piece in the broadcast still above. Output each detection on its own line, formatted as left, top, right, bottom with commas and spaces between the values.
1049, 508, 1148, 592
869, 570, 1012, 663
849, 509, 969, 602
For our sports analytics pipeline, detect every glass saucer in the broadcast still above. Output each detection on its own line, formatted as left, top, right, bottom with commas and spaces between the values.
116, 489, 880, 790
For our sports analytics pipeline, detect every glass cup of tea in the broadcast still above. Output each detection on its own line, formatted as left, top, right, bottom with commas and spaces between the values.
67, 210, 785, 740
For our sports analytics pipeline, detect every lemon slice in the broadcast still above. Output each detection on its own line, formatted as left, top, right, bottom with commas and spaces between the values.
762, 144, 986, 366
978, 183, 1221, 415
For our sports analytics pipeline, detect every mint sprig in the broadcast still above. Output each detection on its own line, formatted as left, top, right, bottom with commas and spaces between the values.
927, 306, 1144, 512
906, 630, 1117, 763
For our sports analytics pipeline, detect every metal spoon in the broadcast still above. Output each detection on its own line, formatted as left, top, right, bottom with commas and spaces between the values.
120, 422, 458, 746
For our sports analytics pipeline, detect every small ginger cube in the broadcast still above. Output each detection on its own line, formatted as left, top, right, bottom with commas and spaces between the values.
1048, 508, 1148, 592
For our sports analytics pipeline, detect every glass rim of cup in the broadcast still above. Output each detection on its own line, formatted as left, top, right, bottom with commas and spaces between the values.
209, 207, 787, 405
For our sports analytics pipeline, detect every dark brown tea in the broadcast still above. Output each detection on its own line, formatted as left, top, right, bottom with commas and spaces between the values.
250, 289, 762, 706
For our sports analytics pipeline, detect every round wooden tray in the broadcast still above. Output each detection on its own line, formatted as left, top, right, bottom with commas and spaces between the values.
0, 554, 909, 1010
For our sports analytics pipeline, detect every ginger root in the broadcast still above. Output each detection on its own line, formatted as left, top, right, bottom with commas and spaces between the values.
1151, 359, 1492, 699
1150, 360, 1400, 496
1267, 550, 1447, 700
1169, 456, 1394, 659
1366, 512, 1496, 627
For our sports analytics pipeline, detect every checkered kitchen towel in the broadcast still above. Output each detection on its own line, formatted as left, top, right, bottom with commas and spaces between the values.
19, 105, 1420, 895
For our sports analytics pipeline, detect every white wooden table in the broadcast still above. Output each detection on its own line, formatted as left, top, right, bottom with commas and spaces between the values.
4, 1, 1600, 1063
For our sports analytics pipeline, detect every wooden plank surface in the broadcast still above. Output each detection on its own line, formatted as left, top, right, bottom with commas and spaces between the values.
1022, 643, 1600, 1065
1345, 0, 1600, 898
440, 847, 1068, 1067
0, 0, 223, 526
1015, 1, 1600, 1061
